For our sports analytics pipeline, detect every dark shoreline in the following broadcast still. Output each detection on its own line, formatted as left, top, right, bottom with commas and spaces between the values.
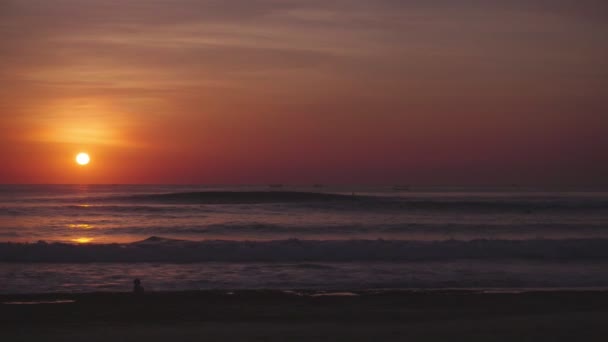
3, 290, 608, 341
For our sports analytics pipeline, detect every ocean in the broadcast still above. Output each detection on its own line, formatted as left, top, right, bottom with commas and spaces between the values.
1, 184, 607, 294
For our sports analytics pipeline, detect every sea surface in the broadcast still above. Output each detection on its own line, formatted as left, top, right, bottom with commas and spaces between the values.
1, 184, 608, 294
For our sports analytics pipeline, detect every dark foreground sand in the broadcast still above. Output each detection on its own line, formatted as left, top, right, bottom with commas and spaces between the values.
2, 290, 608, 341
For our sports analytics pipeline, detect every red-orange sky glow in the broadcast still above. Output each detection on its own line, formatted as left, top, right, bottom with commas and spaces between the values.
1, 1, 607, 185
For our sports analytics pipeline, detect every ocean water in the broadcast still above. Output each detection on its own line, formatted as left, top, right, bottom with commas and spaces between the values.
1, 184, 607, 293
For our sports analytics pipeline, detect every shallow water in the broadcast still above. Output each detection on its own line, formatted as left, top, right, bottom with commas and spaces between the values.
2, 261, 608, 294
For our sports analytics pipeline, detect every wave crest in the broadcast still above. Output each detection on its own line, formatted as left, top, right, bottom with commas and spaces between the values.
2, 237, 608, 262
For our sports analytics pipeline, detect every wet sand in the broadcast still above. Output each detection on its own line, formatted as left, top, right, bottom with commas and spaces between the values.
2, 290, 608, 341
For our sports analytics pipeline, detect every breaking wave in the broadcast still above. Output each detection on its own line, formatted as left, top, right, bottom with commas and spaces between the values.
3, 237, 608, 262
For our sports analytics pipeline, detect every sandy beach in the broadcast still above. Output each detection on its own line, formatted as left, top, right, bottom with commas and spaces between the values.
2, 290, 608, 341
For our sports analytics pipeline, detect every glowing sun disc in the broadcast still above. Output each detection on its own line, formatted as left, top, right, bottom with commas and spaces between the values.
76, 153, 90, 165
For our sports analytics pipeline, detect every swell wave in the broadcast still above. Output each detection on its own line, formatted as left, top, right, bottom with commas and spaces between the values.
90, 222, 608, 238
89, 192, 608, 212
116, 191, 359, 204
2, 237, 608, 262
6, 191, 607, 213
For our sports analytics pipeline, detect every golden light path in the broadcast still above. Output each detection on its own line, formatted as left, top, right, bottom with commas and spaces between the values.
71, 237, 93, 244
68, 224, 93, 229
76, 152, 90, 165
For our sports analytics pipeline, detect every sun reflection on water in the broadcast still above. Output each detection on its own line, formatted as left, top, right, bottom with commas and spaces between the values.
71, 237, 93, 244
68, 224, 93, 229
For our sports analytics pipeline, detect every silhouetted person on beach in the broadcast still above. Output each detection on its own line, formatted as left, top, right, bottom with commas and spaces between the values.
133, 278, 145, 294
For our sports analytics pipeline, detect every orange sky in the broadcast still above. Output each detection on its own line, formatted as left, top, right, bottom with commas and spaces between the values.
1, 1, 607, 185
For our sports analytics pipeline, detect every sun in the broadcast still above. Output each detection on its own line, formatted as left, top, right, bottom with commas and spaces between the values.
75, 152, 90, 166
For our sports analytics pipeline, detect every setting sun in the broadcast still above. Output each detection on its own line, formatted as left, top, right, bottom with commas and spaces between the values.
75, 152, 90, 166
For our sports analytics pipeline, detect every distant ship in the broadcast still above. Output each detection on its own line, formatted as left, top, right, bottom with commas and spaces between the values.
268, 184, 284, 189
392, 185, 410, 191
